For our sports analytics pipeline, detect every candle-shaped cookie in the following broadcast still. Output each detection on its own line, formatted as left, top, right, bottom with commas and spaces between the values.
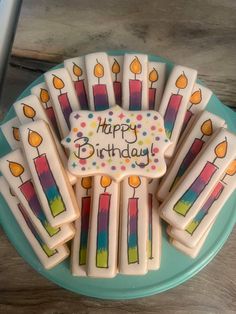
122, 54, 148, 111
85, 52, 115, 111
87, 176, 119, 278
159, 65, 197, 158
64, 56, 89, 110
119, 176, 148, 275
169, 221, 214, 259
0, 149, 75, 249
0, 116, 21, 149
13, 95, 76, 185
182, 84, 212, 132
72, 177, 92, 276
160, 128, 236, 229
0, 177, 69, 269
147, 179, 161, 270
31, 82, 60, 138
44, 68, 80, 138
20, 120, 79, 227
109, 55, 123, 106
148, 62, 166, 110
158, 111, 226, 200
169, 160, 236, 248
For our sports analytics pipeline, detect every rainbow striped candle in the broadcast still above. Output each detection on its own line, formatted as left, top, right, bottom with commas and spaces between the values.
19, 180, 59, 236
129, 80, 142, 110
186, 182, 224, 234
93, 84, 109, 111
58, 93, 72, 128
18, 202, 57, 257
96, 192, 110, 268
79, 196, 91, 265
171, 138, 205, 191
173, 162, 218, 216
34, 154, 66, 217
148, 193, 153, 259
164, 94, 183, 139
128, 198, 139, 264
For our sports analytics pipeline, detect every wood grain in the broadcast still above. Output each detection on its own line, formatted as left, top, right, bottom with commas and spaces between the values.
0, 0, 236, 313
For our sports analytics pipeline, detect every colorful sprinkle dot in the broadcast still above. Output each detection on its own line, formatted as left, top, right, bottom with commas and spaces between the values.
126, 119, 130, 123
137, 124, 142, 129
108, 118, 112, 122
165, 139, 169, 142
88, 113, 93, 118
66, 138, 71, 143
151, 126, 156, 131
153, 147, 159, 153
138, 140, 143, 145
73, 128, 78, 132
131, 164, 136, 168
109, 111, 113, 116
88, 131, 93, 136
81, 122, 86, 128
158, 128, 163, 132
81, 167, 85, 171
137, 114, 142, 121
92, 161, 96, 166
154, 158, 159, 163
154, 116, 158, 120
125, 159, 130, 163
147, 113, 151, 117
111, 166, 116, 170
121, 165, 126, 171
75, 143, 80, 148
79, 159, 86, 165
155, 136, 160, 141
77, 132, 83, 137
151, 165, 156, 170
82, 147, 86, 152
143, 131, 147, 136
101, 162, 106, 167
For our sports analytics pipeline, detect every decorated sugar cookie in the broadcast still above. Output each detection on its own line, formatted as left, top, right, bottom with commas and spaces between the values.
0, 116, 21, 149
0, 177, 69, 269
31, 82, 60, 138
169, 222, 214, 259
147, 179, 161, 270
44, 68, 80, 138
13, 94, 76, 185
64, 56, 89, 110
169, 160, 236, 248
158, 65, 197, 158
109, 55, 124, 106
85, 52, 115, 111
0, 149, 75, 249
182, 83, 213, 132
119, 176, 148, 275
148, 62, 166, 110
122, 54, 148, 111
87, 176, 119, 278
160, 128, 236, 229
62, 105, 170, 181
20, 120, 80, 227
158, 111, 226, 200
72, 177, 92, 276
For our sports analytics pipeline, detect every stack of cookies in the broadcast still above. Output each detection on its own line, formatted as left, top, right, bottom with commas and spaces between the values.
0, 52, 235, 277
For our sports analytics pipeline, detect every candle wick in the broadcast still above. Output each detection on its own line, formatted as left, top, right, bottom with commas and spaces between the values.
98, 77, 100, 85
134, 73, 137, 80
36, 147, 40, 157
221, 173, 227, 183
104, 187, 107, 193
78, 76, 80, 82
45, 102, 48, 109
59, 89, 62, 95
132, 187, 136, 198
86, 189, 89, 196
177, 88, 180, 95
200, 134, 204, 141
151, 81, 153, 88
19, 176, 23, 184
31, 117, 34, 122
212, 156, 218, 164
115, 73, 118, 82
188, 103, 193, 111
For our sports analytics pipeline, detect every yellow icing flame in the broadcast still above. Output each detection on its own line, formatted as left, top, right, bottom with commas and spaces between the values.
12, 127, 20, 141
81, 177, 92, 189
130, 56, 142, 75
190, 89, 202, 105
53, 75, 65, 90
8, 161, 24, 177
175, 72, 188, 89
201, 119, 213, 136
22, 104, 36, 119
225, 160, 236, 176
73, 63, 83, 78
112, 59, 120, 74
128, 176, 141, 188
94, 60, 104, 78
100, 176, 111, 189
28, 129, 43, 148
40, 88, 50, 103
214, 138, 227, 159
149, 68, 158, 83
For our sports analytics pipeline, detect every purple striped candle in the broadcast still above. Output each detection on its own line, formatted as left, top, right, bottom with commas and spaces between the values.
164, 94, 183, 139
113, 81, 122, 105
149, 88, 156, 110
148, 193, 153, 259
45, 106, 60, 138
129, 80, 142, 110
182, 109, 194, 131
58, 93, 72, 128
79, 196, 91, 265
93, 84, 109, 111
127, 197, 139, 264
74, 80, 88, 110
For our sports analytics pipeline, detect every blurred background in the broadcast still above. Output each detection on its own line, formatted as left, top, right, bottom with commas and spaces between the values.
1, 0, 236, 119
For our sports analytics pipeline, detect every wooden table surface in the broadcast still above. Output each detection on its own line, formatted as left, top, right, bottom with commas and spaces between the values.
0, 1, 235, 313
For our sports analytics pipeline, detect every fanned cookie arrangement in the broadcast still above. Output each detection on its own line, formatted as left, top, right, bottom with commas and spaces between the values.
0, 52, 235, 276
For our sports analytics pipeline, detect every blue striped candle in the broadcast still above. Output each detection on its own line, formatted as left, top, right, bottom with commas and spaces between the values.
128, 198, 139, 264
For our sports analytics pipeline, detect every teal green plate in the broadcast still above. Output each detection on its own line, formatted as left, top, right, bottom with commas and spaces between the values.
0, 52, 235, 300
